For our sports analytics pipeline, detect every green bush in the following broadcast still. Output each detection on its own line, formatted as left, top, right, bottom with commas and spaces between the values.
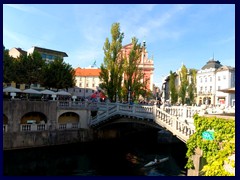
185, 114, 235, 176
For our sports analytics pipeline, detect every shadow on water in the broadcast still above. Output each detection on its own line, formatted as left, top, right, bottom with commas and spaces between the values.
3, 131, 188, 176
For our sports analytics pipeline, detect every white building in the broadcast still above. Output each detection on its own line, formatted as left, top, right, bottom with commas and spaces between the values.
196, 59, 235, 106
215, 65, 235, 106
9, 47, 27, 58
67, 67, 101, 98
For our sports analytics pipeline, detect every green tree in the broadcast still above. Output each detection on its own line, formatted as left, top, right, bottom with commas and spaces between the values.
99, 23, 124, 102
169, 71, 178, 104
14, 52, 45, 87
122, 37, 147, 102
3, 49, 16, 83
187, 69, 197, 105
178, 64, 188, 104
42, 58, 75, 90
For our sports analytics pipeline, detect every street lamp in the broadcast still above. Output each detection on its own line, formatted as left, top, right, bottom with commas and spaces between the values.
128, 86, 131, 103
116, 90, 118, 103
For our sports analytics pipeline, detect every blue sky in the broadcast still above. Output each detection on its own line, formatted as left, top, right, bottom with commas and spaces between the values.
3, 4, 235, 87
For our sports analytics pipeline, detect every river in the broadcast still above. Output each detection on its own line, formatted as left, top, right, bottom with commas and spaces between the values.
3, 132, 188, 176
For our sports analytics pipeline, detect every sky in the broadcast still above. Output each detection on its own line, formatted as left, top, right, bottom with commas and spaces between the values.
3, 4, 235, 88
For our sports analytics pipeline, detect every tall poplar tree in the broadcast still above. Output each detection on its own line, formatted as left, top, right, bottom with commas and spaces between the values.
122, 37, 147, 102
187, 69, 197, 105
169, 71, 178, 104
179, 64, 188, 105
99, 23, 124, 102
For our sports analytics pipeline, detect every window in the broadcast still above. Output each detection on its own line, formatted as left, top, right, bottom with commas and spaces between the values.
205, 77, 207, 82
200, 78, 202, 83
47, 55, 53, 60
92, 84, 95, 87
205, 86, 207, 92
92, 90, 94, 93
218, 76, 221, 81
79, 83, 82, 87
223, 75, 226, 80
218, 86, 220, 90
86, 90, 88, 93
86, 83, 89, 87
210, 86, 212, 92
210, 77, 212, 82
41, 54, 46, 59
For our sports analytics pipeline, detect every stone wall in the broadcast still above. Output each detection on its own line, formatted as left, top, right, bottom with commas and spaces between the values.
3, 129, 94, 150
3, 100, 93, 150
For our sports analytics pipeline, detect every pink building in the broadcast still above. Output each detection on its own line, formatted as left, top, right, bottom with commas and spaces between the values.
121, 41, 154, 91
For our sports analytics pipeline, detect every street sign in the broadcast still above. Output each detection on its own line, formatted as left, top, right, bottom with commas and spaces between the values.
202, 130, 214, 140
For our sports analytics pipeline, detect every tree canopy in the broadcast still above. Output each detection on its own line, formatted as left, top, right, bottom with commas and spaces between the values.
169, 70, 178, 104
99, 23, 124, 102
3, 49, 75, 90
99, 23, 148, 102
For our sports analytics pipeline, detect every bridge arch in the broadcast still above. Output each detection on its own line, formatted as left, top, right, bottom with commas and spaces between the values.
58, 112, 80, 124
91, 114, 162, 130
20, 112, 47, 124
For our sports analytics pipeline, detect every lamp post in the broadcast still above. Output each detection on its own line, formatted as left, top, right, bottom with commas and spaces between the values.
128, 86, 131, 103
116, 90, 118, 103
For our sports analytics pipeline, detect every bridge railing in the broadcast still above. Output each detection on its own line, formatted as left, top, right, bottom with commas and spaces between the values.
90, 103, 154, 126
164, 105, 201, 122
155, 107, 195, 143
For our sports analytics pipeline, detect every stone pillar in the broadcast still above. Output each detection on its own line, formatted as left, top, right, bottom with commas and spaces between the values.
187, 147, 206, 176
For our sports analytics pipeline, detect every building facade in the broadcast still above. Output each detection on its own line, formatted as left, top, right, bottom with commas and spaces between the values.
9, 47, 27, 58
196, 59, 235, 106
68, 67, 101, 98
121, 41, 154, 91
27, 46, 68, 63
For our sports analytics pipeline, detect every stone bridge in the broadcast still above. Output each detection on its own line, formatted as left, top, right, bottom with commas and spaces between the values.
89, 103, 204, 143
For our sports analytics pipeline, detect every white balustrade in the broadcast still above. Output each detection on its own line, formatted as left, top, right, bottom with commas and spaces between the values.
20, 124, 47, 132
58, 123, 80, 130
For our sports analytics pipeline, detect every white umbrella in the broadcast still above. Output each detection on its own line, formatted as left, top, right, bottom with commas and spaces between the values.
55, 90, 71, 96
22, 88, 41, 94
3, 86, 22, 93
41, 89, 56, 95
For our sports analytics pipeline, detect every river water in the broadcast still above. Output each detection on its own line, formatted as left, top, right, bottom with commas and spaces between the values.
3, 133, 188, 176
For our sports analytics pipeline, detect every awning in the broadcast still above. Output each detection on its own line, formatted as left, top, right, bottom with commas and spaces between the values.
218, 87, 235, 94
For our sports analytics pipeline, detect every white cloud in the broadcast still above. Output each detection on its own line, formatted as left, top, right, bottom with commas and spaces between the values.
120, 4, 191, 44
5, 4, 59, 20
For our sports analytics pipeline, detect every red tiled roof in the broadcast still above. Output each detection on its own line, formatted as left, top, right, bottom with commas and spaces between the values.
75, 67, 101, 76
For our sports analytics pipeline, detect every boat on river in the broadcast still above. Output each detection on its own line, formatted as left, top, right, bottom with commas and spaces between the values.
144, 157, 169, 168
